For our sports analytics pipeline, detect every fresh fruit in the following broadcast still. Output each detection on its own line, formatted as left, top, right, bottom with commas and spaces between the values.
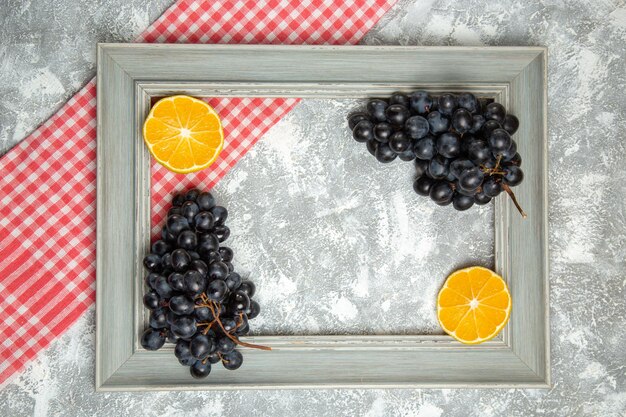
373, 122, 393, 143
143, 95, 224, 174
413, 176, 434, 196
452, 194, 475, 211
409, 91, 433, 114
451, 109, 473, 133
375, 142, 397, 163
404, 116, 430, 139
437, 266, 512, 344
388, 131, 412, 153
346, 92, 526, 216
140, 329, 166, 350
414, 136, 437, 160
353, 120, 374, 142
366, 99, 388, 122
141, 189, 269, 380
438, 93, 458, 115
348, 112, 370, 130
389, 92, 410, 107
190, 361, 212, 378
484, 102, 506, 123
222, 350, 244, 370
502, 114, 519, 135
436, 132, 461, 158
385, 104, 410, 126
427, 111, 450, 134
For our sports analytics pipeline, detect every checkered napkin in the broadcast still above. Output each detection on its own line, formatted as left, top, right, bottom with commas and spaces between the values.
0, 0, 396, 385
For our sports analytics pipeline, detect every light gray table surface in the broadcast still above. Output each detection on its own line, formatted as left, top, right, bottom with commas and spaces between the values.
1, 0, 625, 416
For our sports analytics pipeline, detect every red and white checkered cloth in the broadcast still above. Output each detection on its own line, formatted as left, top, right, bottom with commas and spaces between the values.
0, 0, 396, 386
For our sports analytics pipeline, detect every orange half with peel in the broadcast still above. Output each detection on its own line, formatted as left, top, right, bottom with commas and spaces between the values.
143, 95, 224, 174
437, 266, 511, 344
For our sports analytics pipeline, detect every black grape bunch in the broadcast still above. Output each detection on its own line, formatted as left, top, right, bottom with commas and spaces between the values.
141, 189, 269, 379
348, 92, 526, 217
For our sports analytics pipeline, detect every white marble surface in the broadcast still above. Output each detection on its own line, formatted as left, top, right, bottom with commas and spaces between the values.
1, 0, 626, 416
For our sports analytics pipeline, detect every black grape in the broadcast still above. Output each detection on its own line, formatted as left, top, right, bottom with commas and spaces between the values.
414, 158, 429, 177
385, 104, 410, 126
388, 131, 412, 153
488, 129, 512, 153
414, 136, 437, 160
246, 300, 261, 320
239, 280, 256, 297
467, 140, 491, 165
484, 102, 506, 123
348, 112, 370, 130
458, 167, 484, 192
366, 139, 378, 156
436, 132, 462, 158
373, 122, 393, 143
409, 91, 433, 114
389, 92, 410, 107
353, 120, 374, 143
482, 177, 502, 197
450, 159, 475, 179
428, 155, 450, 180
474, 190, 492, 205
190, 361, 212, 378
143, 254, 161, 272
438, 93, 458, 116
181, 201, 200, 224
503, 166, 524, 186
502, 114, 519, 135
458, 93, 480, 113
196, 191, 216, 211
469, 114, 486, 134
413, 176, 434, 196
500, 140, 517, 161
398, 147, 417, 162
194, 211, 214, 233
222, 350, 244, 370
453, 194, 475, 211
404, 116, 430, 139
143, 291, 160, 310
190, 334, 214, 360
169, 295, 195, 316
177, 230, 197, 251
151, 240, 170, 256
375, 143, 398, 163
366, 99, 388, 122
429, 181, 454, 206
170, 316, 197, 339
210, 206, 228, 226
510, 153, 522, 166
427, 111, 450, 134
141, 329, 166, 351
451, 109, 473, 134
480, 119, 501, 138
149, 307, 168, 329
185, 189, 200, 201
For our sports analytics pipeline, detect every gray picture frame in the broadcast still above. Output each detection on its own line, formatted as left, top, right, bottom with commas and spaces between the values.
96, 44, 549, 391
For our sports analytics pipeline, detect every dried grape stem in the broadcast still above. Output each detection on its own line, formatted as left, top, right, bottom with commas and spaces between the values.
493, 154, 503, 172
502, 183, 527, 218
206, 301, 271, 351
199, 319, 218, 335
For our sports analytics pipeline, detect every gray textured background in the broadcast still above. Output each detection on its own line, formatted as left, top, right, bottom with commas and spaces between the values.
1, 0, 625, 416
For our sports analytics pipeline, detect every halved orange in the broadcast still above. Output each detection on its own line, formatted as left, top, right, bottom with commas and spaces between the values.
143, 95, 224, 174
437, 266, 511, 344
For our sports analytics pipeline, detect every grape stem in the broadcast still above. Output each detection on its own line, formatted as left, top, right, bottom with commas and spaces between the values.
205, 300, 271, 351
494, 154, 503, 172
502, 183, 527, 218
